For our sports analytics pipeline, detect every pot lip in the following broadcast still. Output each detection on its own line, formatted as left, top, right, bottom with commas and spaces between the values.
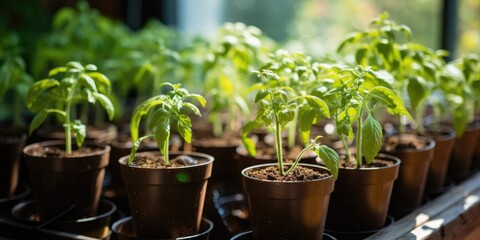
241, 162, 333, 183
383, 133, 436, 153
23, 140, 111, 158
118, 151, 214, 169
338, 153, 401, 171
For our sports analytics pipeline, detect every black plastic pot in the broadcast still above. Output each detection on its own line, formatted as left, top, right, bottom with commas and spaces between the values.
23, 140, 110, 221
424, 127, 456, 193
381, 134, 435, 218
448, 123, 480, 181
242, 163, 334, 240
230, 231, 337, 240
325, 154, 400, 231
119, 151, 214, 239
112, 217, 213, 240
0, 128, 27, 198
11, 198, 117, 239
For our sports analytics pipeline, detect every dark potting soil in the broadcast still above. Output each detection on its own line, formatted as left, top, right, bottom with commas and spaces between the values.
129, 152, 199, 168
30, 146, 103, 158
382, 134, 426, 152
245, 165, 329, 182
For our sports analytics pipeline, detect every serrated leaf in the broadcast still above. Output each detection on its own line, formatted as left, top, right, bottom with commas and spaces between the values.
368, 86, 412, 119
93, 92, 115, 120
277, 108, 295, 125
177, 114, 192, 143
361, 114, 382, 163
315, 145, 339, 179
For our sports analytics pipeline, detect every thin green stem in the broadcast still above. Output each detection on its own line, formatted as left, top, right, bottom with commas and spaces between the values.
163, 136, 169, 164
274, 112, 285, 175
284, 143, 313, 175
340, 135, 352, 162
64, 82, 78, 155
356, 103, 365, 169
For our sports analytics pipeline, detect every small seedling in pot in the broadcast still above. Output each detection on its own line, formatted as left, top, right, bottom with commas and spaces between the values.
242, 69, 339, 178
128, 82, 206, 165
325, 65, 411, 167
27, 61, 115, 155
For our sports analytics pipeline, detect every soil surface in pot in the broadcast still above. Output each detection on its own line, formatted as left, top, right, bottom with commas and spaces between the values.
29, 146, 103, 157
129, 152, 201, 168
382, 135, 426, 152
244, 165, 329, 181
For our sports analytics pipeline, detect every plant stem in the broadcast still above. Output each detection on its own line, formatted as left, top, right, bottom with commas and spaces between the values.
340, 135, 352, 162
274, 112, 285, 175
284, 143, 312, 175
64, 84, 77, 155
356, 104, 365, 169
163, 137, 169, 164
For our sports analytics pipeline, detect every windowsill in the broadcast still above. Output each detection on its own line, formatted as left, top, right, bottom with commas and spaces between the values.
367, 171, 480, 239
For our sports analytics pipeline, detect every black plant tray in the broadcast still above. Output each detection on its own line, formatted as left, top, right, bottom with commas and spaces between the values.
0, 216, 101, 240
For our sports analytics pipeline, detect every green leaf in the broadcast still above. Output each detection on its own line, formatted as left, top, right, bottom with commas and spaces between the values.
315, 145, 339, 179
27, 79, 59, 108
189, 93, 207, 107
128, 134, 154, 164
67, 61, 83, 70
302, 95, 330, 118
277, 108, 295, 125
28, 109, 66, 135
93, 92, 115, 120
407, 77, 426, 113
72, 120, 86, 148
48, 67, 67, 77
255, 89, 269, 102
155, 120, 170, 156
148, 108, 170, 130
355, 48, 368, 65
130, 97, 164, 141
29, 111, 48, 135
85, 64, 98, 71
87, 72, 111, 89
298, 109, 317, 144
182, 102, 201, 116
368, 86, 412, 119
177, 114, 193, 143
241, 121, 258, 156
361, 114, 383, 163
81, 74, 98, 92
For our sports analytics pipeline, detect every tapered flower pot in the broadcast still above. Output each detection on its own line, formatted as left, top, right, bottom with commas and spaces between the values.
0, 128, 27, 198
325, 154, 400, 232
381, 134, 435, 218
242, 163, 334, 240
23, 140, 110, 221
424, 127, 456, 194
119, 151, 214, 239
448, 123, 480, 181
